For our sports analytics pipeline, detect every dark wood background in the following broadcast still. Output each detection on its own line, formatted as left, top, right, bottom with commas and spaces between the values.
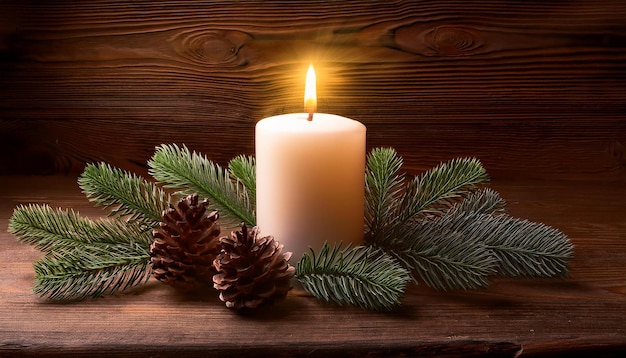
1, 0, 625, 181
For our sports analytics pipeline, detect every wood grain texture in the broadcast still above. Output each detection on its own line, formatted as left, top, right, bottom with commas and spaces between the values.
1, 0, 625, 180
0, 175, 625, 357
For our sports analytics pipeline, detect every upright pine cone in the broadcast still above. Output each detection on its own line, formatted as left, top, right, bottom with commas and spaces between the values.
150, 194, 221, 290
213, 223, 295, 310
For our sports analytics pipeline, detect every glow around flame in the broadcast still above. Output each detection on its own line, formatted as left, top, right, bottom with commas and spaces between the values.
304, 64, 317, 114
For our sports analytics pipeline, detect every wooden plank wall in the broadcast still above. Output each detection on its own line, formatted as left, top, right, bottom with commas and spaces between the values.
1, 0, 625, 181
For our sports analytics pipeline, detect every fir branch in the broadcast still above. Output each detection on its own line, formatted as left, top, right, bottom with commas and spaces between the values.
33, 244, 151, 300
9, 204, 153, 253
148, 144, 255, 226
477, 215, 574, 279
438, 193, 572, 279
399, 157, 489, 220
389, 200, 573, 289
364, 147, 405, 240
448, 188, 506, 216
79, 162, 169, 230
296, 243, 411, 311
364, 152, 498, 290
386, 216, 498, 290
9, 204, 153, 300
365, 155, 489, 247
228, 154, 256, 202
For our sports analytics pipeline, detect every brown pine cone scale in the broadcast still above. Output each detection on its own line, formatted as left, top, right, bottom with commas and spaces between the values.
213, 223, 295, 310
150, 194, 221, 290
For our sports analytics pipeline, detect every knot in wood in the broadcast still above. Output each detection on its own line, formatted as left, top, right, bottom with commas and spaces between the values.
424, 26, 480, 57
189, 33, 237, 64
393, 23, 484, 57
175, 30, 249, 66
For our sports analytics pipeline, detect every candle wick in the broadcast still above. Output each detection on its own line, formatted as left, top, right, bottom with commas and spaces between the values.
308, 111, 314, 121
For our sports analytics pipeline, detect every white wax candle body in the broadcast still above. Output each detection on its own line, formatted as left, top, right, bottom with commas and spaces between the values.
256, 113, 366, 261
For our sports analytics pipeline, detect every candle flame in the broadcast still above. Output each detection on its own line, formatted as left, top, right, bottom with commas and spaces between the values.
304, 64, 316, 120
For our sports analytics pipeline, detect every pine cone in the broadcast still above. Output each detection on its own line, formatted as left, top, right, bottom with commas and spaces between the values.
213, 223, 295, 310
150, 194, 221, 290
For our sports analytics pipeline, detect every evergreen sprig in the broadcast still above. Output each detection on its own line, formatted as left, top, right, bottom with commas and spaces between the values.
9, 204, 153, 252
79, 162, 170, 230
228, 155, 256, 203
148, 144, 255, 226
364, 147, 405, 240
365, 148, 489, 245
438, 190, 572, 280
34, 244, 151, 300
364, 148, 572, 291
7, 143, 574, 310
480, 214, 573, 278
449, 188, 506, 216
9, 204, 152, 300
385, 218, 498, 290
399, 156, 489, 220
296, 243, 411, 311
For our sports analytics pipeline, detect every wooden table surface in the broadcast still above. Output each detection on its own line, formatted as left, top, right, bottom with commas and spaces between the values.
0, 175, 624, 357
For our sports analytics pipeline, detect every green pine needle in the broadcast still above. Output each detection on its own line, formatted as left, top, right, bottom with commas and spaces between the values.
445, 193, 573, 279
9, 204, 153, 253
479, 215, 574, 278
387, 217, 499, 290
8, 204, 153, 300
79, 162, 169, 230
365, 147, 405, 239
148, 144, 255, 226
448, 188, 506, 216
364, 150, 498, 290
296, 243, 411, 311
364, 153, 573, 291
399, 157, 489, 221
228, 154, 256, 203
34, 244, 151, 300
365, 150, 489, 246
393, 197, 573, 290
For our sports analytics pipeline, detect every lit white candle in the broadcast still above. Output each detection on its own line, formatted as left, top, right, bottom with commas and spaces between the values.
255, 65, 366, 261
